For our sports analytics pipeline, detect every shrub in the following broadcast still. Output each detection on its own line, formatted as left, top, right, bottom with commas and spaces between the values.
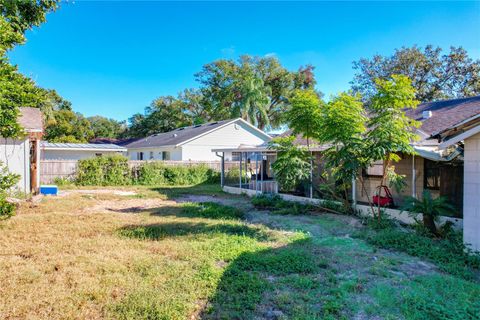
76, 155, 131, 186
0, 161, 20, 219
135, 163, 219, 186
356, 223, 480, 279
251, 194, 313, 215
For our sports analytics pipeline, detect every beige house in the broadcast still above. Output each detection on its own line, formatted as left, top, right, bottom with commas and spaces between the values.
215, 95, 480, 252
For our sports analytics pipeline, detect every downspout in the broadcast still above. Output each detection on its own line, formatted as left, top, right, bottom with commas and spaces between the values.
412, 154, 416, 198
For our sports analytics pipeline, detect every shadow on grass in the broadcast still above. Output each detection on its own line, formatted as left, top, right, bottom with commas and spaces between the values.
118, 221, 273, 242
201, 237, 333, 319
149, 183, 224, 199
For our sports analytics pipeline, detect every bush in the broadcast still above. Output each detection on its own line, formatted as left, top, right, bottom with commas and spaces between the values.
76, 155, 131, 186
251, 194, 313, 215
0, 161, 20, 219
356, 223, 480, 279
135, 162, 219, 186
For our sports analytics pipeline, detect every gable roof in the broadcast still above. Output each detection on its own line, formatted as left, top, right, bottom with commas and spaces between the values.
405, 95, 480, 137
18, 107, 43, 132
125, 118, 271, 149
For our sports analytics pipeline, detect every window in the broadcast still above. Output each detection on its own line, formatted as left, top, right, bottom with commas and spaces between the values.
162, 151, 170, 160
95, 153, 102, 157
364, 161, 384, 177
424, 159, 440, 190
149, 151, 154, 160
137, 152, 144, 160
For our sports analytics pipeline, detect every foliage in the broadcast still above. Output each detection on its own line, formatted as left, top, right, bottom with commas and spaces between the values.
45, 108, 94, 143
0, 0, 60, 138
87, 115, 126, 139
196, 55, 316, 130
76, 155, 131, 186
356, 223, 480, 280
0, 161, 20, 219
135, 162, 218, 186
352, 45, 480, 102
181, 202, 244, 220
251, 194, 313, 215
268, 136, 312, 192
125, 96, 194, 138
285, 89, 322, 148
402, 190, 456, 235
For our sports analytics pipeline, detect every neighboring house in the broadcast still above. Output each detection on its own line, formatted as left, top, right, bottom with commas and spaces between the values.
41, 142, 127, 160
0, 107, 43, 193
213, 95, 480, 251
125, 118, 271, 161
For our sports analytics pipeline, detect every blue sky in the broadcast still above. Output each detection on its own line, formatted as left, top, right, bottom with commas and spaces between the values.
8, 1, 480, 122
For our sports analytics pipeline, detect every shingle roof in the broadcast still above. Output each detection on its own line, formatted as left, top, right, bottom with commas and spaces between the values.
125, 119, 245, 149
41, 142, 127, 151
18, 107, 43, 132
405, 95, 480, 136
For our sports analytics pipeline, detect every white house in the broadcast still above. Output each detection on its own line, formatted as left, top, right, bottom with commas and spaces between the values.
125, 118, 271, 161
41, 142, 127, 160
0, 107, 43, 193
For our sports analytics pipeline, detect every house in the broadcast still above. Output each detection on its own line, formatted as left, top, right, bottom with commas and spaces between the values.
0, 107, 43, 193
41, 142, 127, 160
213, 95, 480, 251
124, 118, 271, 161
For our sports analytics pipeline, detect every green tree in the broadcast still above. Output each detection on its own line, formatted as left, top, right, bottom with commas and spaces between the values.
196, 55, 316, 129
0, 161, 19, 219
0, 0, 60, 138
402, 190, 456, 235
88, 115, 126, 139
366, 74, 420, 219
285, 89, 322, 197
45, 109, 94, 143
125, 96, 193, 138
268, 137, 312, 192
352, 45, 480, 102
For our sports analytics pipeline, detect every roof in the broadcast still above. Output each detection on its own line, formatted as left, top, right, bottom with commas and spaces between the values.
125, 118, 271, 149
41, 142, 127, 152
278, 130, 322, 147
405, 95, 480, 137
18, 107, 43, 132
90, 137, 138, 146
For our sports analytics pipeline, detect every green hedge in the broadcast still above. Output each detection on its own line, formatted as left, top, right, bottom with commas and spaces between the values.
135, 162, 219, 185
75, 155, 220, 186
76, 155, 131, 186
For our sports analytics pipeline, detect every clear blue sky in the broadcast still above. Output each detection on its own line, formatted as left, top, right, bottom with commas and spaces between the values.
8, 1, 480, 122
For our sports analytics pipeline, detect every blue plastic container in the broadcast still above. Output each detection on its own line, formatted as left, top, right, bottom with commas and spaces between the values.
40, 185, 58, 196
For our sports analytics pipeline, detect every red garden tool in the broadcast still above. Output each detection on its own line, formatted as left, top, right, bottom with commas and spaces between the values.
372, 185, 395, 207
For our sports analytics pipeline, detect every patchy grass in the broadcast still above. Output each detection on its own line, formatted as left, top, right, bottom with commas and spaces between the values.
0, 184, 478, 319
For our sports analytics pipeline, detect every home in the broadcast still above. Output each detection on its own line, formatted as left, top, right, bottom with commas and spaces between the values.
0, 107, 43, 193
125, 118, 271, 161
213, 95, 480, 251
41, 142, 127, 160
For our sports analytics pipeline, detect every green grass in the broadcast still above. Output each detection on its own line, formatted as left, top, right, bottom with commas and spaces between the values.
3, 184, 479, 320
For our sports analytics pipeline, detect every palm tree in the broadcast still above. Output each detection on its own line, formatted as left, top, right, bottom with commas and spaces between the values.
402, 190, 456, 235
236, 74, 269, 129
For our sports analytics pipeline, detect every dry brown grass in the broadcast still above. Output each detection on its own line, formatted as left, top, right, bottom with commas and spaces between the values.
0, 192, 191, 319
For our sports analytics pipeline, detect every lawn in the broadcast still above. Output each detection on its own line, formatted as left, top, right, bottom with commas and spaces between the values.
0, 184, 478, 320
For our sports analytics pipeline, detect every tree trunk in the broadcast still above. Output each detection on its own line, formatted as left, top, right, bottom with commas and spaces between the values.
423, 214, 438, 235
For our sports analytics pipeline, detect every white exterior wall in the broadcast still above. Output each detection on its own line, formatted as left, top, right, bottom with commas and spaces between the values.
127, 147, 182, 161
0, 137, 30, 192
464, 132, 480, 252
181, 122, 267, 161
43, 149, 124, 160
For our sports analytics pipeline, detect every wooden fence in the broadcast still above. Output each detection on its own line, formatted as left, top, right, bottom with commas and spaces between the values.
40, 160, 240, 184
